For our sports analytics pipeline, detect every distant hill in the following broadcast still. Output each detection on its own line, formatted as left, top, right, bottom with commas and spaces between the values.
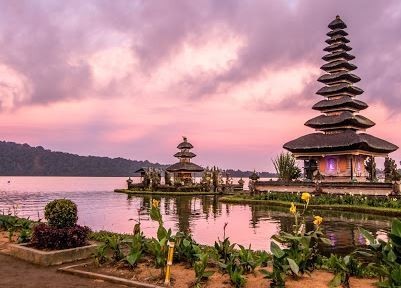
0, 141, 167, 176
0, 141, 276, 177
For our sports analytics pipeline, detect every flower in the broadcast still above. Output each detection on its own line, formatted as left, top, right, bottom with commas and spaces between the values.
301, 192, 311, 203
152, 199, 160, 208
289, 202, 296, 214
313, 215, 323, 226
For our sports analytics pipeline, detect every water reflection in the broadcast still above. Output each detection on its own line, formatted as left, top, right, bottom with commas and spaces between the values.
0, 177, 392, 252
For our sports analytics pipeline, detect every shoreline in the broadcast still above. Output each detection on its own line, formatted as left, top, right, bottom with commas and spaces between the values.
114, 189, 222, 196
219, 195, 401, 217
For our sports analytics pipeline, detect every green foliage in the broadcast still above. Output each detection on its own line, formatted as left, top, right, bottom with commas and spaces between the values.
104, 235, 124, 262
194, 252, 214, 287
94, 243, 109, 266
0, 215, 35, 243
384, 157, 401, 182
357, 219, 401, 287
124, 232, 145, 267
272, 152, 301, 182
174, 232, 201, 265
44, 199, 78, 228
237, 245, 257, 273
214, 237, 236, 264
323, 254, 365, 288
253, 191, 401, 210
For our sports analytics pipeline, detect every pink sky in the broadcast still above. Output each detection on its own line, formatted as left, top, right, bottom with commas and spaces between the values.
0, 0, 401, 171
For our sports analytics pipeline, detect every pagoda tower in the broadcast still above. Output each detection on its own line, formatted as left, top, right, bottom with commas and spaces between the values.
284, 16, 398, 182
166, 137, 204, 185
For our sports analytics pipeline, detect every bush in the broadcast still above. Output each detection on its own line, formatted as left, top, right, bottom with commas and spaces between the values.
45, 199, 78, 228
31, 223, 90, 250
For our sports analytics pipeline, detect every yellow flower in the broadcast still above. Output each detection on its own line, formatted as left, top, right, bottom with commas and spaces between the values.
289, 202, 296, 214
301, 192, 311, 203
152, 199, 160, 208
313, 215, 323, 226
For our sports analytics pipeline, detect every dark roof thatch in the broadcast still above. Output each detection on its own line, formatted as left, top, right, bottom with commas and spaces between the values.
135, 167, 149, 173
328, 16, 347, 30
325, 35, 350, 45
305, 112, 375, 130
317, 72, 360, 84
327, 28, 348, 37
249, 171, 260, 180
177, 137, 194, 149
166, 162, 204, 172
323, 43, 352, 52
174, 151, 196, 158
283, 130, 398, 154
316, 83, 363, 97
322, 51, 355, 62
312, 97, 368, 111
320, 60, 357, 72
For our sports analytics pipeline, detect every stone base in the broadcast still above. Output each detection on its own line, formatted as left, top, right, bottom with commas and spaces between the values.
9, 243, 97, 266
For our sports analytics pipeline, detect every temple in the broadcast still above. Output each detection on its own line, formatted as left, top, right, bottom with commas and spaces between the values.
284, 16, 398, 182
166, 137, 204, 184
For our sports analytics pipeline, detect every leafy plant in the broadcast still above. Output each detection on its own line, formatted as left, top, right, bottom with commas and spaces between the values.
174, 232, 201, 265
214, 237, 236, 264
237, 244, 257, 273
193, 252, 214, 287
94, 243, 108, 266
124, 232, 144, 267
264, 193, 331, 287
357, 219, 401, 287
272, 152, 301, 182
323, 254, 364, 288
31, 223, 90, 250
146, 199, 172, 277
224, 256, 246, 288
44, 199, 78, 228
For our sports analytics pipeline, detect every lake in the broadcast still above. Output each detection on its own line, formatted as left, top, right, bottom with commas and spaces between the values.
0, 176, 392, 252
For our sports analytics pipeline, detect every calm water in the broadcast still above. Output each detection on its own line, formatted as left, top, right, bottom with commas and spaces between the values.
0, 177, 392, 252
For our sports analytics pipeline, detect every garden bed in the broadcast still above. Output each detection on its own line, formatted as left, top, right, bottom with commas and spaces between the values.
8, 242, 98, 266
59, 260, 376, 288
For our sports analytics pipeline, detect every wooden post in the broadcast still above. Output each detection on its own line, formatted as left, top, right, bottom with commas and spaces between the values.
350, 156, 354, 180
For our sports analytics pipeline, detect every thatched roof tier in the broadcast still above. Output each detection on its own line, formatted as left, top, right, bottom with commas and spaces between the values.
327, 28, 348, 37
316, 83, 363, 97
305, 112, 375, 130
325, 35, 350, 45
177, 139, 193, 149
174, 151, 196, 158
322, 51, 355, 62
328, 16, 347, 30
284, 130, 398, 154
320, 60, 357, 73
323, 43, 352, 52
166, 162, 204, 172
312, 97, 368, 112
317, 72, 360, 84
249, 171, 260, 181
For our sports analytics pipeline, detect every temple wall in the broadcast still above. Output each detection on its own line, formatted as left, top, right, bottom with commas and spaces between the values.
317, 155, 369, 182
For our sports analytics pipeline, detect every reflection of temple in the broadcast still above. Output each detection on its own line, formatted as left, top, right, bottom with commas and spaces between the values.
284, 16, 398, 182
166, 137, 204, 185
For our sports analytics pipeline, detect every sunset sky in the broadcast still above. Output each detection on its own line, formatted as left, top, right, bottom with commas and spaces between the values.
0, 0, 401, 171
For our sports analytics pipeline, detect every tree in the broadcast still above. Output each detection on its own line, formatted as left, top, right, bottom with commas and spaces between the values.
272, 152, 301, 182
364, 157, 377, 182
384, 157, 401, 182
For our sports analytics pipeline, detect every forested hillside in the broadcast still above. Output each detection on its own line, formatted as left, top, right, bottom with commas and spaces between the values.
0, 141, 166, 176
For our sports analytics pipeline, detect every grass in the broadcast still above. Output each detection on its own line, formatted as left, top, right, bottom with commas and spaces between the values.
219, 195, 401, 217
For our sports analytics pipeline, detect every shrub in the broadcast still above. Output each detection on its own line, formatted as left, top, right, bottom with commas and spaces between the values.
45, 199, 78, 228
31, 223, 90, 250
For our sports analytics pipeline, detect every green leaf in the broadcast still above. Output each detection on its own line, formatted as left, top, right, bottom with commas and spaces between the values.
391, 219, 401, 237
287, 258, 299, 275
387, 249, 397, 262
329, 273, 342, 287
358, 227, 375, 245
270, 241, 285, 259
157, 226, 167, 241
320, 237, 332, 246
183, 239, 190, 247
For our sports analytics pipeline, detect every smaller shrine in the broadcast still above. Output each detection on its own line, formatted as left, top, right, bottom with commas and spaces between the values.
166, 137, 204, 185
